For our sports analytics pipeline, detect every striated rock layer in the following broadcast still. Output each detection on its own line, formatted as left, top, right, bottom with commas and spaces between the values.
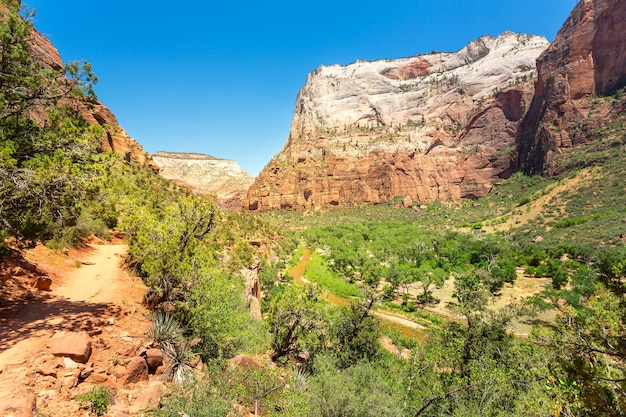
152, 152, 254, 211
516, 0, 626, 175
246, 32, 549, 211
27, 24, 155, 169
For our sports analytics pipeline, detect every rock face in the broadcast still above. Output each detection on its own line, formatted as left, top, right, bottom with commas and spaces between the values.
27, 25, 156, 170
152, 152, 254, 211
246, 32, 548, 211
516, 0, 626, 175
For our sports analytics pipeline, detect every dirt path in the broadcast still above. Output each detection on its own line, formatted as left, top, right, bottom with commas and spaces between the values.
486, 169, 590, 233
0, 243, 143, 370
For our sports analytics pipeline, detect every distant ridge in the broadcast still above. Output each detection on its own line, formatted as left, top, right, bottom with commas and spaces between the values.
152, 151, 254, 212
154, 151, 223, 161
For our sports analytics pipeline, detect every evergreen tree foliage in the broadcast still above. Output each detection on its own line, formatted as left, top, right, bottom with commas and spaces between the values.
0, 1, 100, 246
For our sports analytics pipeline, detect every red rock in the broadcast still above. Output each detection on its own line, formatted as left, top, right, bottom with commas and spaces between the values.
62, 376, 78, 389
0, 388, 36, 417
118, 357, 149, 386
245, 33, 546, 211
79, 367, 94, 379
34, 356, 62, 378
516, 0, 626, 175
230, 354, 260, 369
121, 347, 137, 358
31, 276, 52, 290
145, 349, 163, 370
47, 331, 92, 364
86, 373, 109, 384
128, 381, 165, 414
25, 18, 157, 172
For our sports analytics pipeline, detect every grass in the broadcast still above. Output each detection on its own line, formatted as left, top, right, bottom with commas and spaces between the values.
262, 102, 626, 340
303, 252, 362, 298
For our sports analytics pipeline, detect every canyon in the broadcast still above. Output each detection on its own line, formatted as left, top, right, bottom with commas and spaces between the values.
245, 0, 625, 212
245, 32, 549, 211
26, 0, 626, 211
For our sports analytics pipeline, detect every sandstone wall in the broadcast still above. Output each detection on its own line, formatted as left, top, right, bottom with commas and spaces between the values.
28, 25, 155, 169
152, 152, 254, 211
516, 0, 626, 175
247, 32, 548, 211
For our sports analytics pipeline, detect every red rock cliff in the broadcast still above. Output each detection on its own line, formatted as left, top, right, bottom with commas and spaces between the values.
28, 24, 155, 169
515, 0, 626, 175
246, 33, 548, 211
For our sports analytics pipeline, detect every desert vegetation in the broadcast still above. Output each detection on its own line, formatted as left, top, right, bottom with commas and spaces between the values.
1, 1, 626, 416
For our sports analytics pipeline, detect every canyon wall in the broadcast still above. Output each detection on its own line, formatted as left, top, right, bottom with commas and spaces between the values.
152, 152, 254, 211
246, 32, 549, 211
28, 25, 155, 169
516, 0, 626, 175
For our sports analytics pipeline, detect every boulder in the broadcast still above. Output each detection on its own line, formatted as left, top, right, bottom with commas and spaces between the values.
0, 388, 36, 417
47, 331, 92, 363
34, 356, 62, 378
145, 349, 163, 371
31, 276, 52, 291
118, 357, 149, 386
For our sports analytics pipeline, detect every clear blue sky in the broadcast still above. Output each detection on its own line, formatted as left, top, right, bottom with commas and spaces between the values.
26, 0, 576, 176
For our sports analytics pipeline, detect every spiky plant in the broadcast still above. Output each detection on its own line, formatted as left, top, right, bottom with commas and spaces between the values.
291, 366, 309, 389
164, 338, 194, 385
147, 311, 184, 349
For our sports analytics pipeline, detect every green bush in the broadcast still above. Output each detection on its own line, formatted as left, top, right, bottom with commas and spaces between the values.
74, 386, 113, 416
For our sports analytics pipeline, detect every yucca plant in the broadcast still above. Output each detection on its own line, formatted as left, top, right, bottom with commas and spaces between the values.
163, 338, 194, 385
291, 366, 309, 389
147, 311, 184, 349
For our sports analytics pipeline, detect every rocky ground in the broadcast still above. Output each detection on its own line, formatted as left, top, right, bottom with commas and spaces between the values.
0, 238, 171, 417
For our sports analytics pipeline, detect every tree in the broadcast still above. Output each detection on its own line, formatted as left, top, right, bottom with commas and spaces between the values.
0, 2, 100, 246
331, 291, 380, 368
266, 284, 326, 363
124, 195, 219, 301
534, 284, 626, 415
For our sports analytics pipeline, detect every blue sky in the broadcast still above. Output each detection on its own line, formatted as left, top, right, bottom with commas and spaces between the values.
26, 1, 576, 176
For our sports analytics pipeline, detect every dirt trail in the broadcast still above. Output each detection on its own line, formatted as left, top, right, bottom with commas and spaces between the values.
0, 243, 143, 370
486, 170, 590, 233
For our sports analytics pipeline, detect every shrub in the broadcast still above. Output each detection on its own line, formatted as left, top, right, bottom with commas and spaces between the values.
74, 386, 113, 416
